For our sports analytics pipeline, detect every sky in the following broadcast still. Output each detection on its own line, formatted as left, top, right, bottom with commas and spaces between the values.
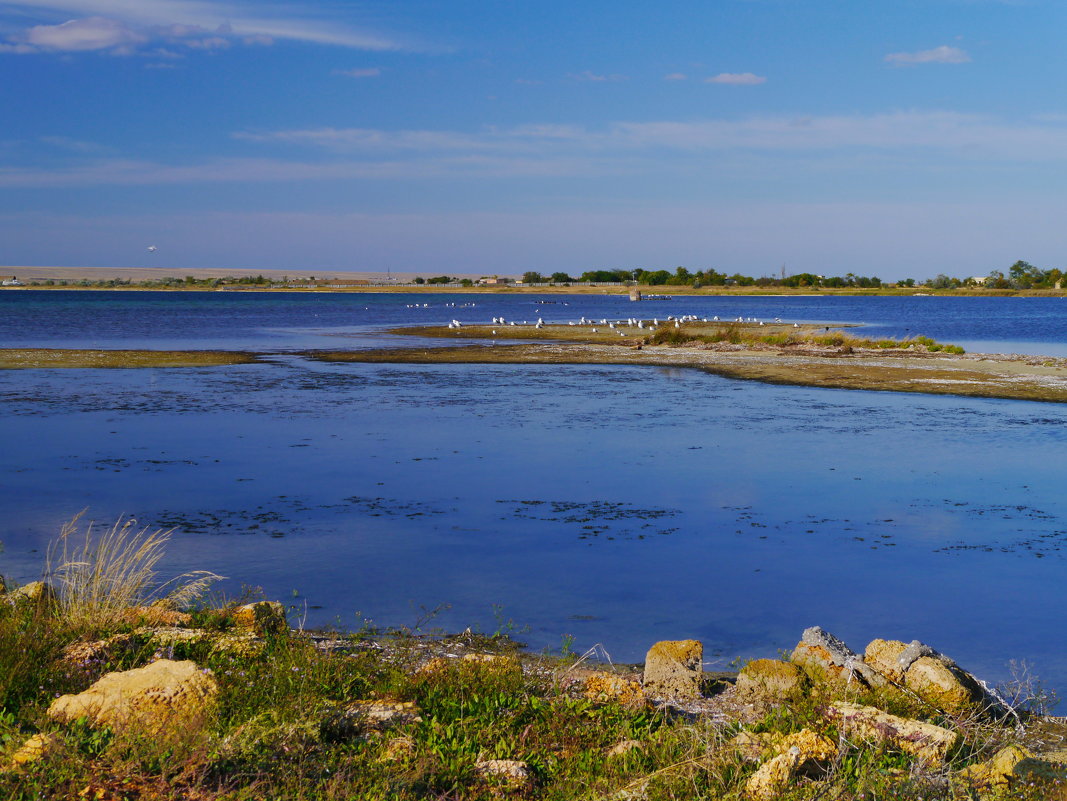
3, 0, 1067, 280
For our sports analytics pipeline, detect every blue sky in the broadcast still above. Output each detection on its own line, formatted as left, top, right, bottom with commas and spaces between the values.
3, 0, 1067, 279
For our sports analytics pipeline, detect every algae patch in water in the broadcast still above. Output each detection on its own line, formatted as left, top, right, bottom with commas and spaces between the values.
0, 348, 259, 369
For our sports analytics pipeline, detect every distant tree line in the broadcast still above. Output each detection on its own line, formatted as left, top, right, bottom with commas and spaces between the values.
518, 260, 1064, 290
14, 260, 1062, 291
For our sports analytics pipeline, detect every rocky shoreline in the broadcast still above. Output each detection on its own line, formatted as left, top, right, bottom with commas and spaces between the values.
5, 579, 1067, 799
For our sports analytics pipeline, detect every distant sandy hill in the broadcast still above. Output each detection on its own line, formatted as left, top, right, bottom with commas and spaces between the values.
1, 266, 502, 283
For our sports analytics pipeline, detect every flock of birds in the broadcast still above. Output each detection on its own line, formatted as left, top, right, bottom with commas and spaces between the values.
442, 312, 794, 335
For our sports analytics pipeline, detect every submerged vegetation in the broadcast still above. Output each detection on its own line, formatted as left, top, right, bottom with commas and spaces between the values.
1, 518, 1066, 799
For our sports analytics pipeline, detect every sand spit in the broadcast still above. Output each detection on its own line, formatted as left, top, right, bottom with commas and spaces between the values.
311, 322, 1067, 404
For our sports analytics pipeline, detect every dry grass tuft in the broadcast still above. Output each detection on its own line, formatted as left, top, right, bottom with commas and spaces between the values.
45, 512, 223, 631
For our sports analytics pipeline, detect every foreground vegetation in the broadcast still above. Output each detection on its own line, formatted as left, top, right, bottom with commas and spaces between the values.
2, 518, 1067, 799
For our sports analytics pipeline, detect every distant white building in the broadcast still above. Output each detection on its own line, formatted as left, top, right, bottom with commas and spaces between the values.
969, 276, 987, 285
1, 276, 22, 286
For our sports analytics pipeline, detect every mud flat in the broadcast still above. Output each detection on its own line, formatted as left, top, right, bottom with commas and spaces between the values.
0, 349, 259, 369
312, 321, 1067, 404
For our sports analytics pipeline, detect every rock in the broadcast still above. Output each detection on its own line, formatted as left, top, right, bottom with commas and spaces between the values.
120, 605, 193, 628
779, 729, 837, 767
825, 701, 960, 765
728, 730, 779, 762
61, 633, 142, 674
642, 640, 703, 699
606, 739, 645, 758
745, 751, 799, 800
956, 744, 1032, 792
865, 638, 990, 714
735, 659, 809, 702
47, 659, 218, 739
417, 653, 520, 677
461, 653, 520, 671
584, 673, 646, 706
4, 733, 63, 772
475, 759, 533, 793
905, 656, 983, 714
863, 639, 910, 683
7, 581, 57, 608
210, 632, 266, 659
321, 700, 422, 740
233, 601, 287, 636
790, 627, 883, 688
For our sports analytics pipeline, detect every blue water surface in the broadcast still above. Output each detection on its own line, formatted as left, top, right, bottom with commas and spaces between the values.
1, 290, 1066, 700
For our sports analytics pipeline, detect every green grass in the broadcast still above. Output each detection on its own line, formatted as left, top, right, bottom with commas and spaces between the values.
646, 324, 965, 354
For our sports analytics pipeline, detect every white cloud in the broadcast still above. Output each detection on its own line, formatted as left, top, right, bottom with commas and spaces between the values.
0, 1, 410, 53
663, 72, 687, 81
233, 112, 1067, 162
705, 72, 766, 85
334, 67, 381, 78
25, 16, 144, 51
12, 111, 1067, 192
885, 45, 971, 66
569, 70, 626, 82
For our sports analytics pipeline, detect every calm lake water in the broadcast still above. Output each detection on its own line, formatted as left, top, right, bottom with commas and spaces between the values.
2, 290, 1067, 698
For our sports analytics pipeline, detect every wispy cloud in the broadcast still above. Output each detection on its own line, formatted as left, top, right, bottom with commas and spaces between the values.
568, 70, 627, 82
705, 72, 766, 85
235, 112, 1067, 160
11, 111, 1067, 190
0, 0, 410, 54
885, 45, 971, 66
334, 67, 381, 78
663, 72, 687, 81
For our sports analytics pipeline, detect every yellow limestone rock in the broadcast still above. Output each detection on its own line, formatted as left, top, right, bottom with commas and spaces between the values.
790, 626, 883, 688
5, 733, 63, 771
745, 751, 798, 800
583, 673, 646, 707
863, 639, 909, 683
7, 581, 56, 608
47, 659, 217, 738
779, 729, 837, 764
416, 653, 520, 677
735, 659, 809, 701
905, 656, 982, 713
642, 639, 703, 699
742, 728, 835, 799
232, 601, 287, 636
825, 701, 960, 766
956, 744, 1032, 792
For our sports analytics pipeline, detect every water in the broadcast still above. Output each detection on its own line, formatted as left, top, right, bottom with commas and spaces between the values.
3, 290, 1067, 355
2, 290, 1067, 698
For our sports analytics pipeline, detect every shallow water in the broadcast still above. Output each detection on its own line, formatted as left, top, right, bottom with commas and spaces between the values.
2, 291, 1067, 698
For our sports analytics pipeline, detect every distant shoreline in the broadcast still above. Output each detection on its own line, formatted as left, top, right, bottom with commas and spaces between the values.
1, 284, 1063, 298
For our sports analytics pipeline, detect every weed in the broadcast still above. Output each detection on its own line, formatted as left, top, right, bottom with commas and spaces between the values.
45, 512, 223, 633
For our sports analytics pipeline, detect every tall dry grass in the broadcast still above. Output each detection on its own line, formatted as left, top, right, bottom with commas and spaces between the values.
45, 512, 223, 631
